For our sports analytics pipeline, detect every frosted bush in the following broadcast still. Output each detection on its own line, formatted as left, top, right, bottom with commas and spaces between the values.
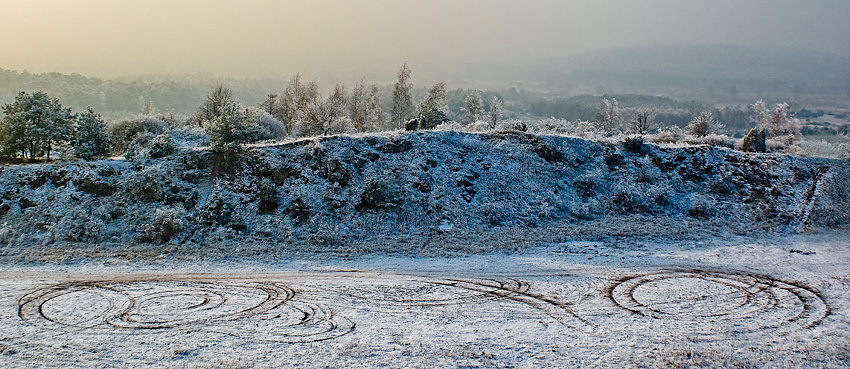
466, 121, 491, 133
356, 173, 399, 211
108, 116, 168, 154
244, 108, 287, 140
795, 140, 850, 160
201, 187, 245, 230
534, 118, 596, 138
54, 206, 104, 242
495, 119, 527, 132
683, 134, 736, 148
148, 130, 176, 158
124, 132, 153, 160
122, 166, 168, 202
650, 126, 685, 144
257, 178, 279, 213
137, 207, 184, 244
433, 121, 466, 132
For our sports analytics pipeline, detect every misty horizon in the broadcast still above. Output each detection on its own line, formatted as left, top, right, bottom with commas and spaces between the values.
1, 0, 849, 80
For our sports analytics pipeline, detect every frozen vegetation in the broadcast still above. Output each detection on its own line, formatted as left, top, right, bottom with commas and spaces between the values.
0, 130, 847, 262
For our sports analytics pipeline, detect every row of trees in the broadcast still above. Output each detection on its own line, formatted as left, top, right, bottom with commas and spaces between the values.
248, 63, 506, 137
591, 97, 798, 140
0, 91, 109, 161
0, 62, 805, 162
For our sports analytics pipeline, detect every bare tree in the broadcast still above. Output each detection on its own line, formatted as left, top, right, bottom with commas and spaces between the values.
687, 110, 723, 137
463, 90, 484, 123
350, 81, 367, 131
595, 98, 621, 135
488, 96, 503, 129
365, 84, 384, 132
627, 109, 655, 135
768, 102, 800, 137
391, 62, 414, 128
751, 99, 769, 128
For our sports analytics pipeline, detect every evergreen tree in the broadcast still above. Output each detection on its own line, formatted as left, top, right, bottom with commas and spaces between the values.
73, 107, 110, 160
0, 91, 73, 161
206, 104, 249, 166
197, 84, 235, 126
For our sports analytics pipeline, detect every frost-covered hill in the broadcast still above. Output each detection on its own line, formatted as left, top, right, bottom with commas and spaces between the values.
1, 131, 848, 262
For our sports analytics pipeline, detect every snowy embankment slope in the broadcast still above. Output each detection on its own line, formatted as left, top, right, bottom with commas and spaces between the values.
0, 130, 848, 262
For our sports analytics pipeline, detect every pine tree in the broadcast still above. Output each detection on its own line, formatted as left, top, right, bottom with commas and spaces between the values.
197, 84, 235, 127
73, 107, 110, 160
391, 62, 414, 128
0, 91, 73, 161
206, 104, 249, 167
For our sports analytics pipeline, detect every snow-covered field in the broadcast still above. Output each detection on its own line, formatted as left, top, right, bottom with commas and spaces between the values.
1, 131, 849, 367
1, 231, 848, 368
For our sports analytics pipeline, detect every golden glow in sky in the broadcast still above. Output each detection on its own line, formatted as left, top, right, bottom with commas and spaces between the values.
1, 0, 848, 78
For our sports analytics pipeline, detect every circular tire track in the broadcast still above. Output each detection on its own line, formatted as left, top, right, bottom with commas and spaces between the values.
319, 274, 598, 329
18, 280, 353, 343
608, 270, 829, 334
324, 278, 529, 308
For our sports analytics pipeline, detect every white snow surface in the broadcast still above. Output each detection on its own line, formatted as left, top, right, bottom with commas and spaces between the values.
0, 231, 848, 368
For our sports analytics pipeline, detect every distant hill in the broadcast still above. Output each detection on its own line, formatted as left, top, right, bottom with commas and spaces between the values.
539, 45, 850, 94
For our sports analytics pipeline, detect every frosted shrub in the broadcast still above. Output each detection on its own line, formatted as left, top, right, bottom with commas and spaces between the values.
148, 130, 176, 158
201, 188, 245, 230
433, 121, 466, 132
122, 166, 167, 202
495, 119, 527, 132
650, 126, 685, 144
686, 110, 724, 138
137, 208, 184, 244
534, 118, 597, 138
356, 173, 399, 211
124, 132, 153, 161
244, 108, 286, 140
108, 117, 168, 154
684, 134, 735, 148
257, 178, 279, 213
466, 121, 491, 133
54, 207, 104, 242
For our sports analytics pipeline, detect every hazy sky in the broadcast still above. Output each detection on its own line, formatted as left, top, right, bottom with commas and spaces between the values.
1, 0, 848, 79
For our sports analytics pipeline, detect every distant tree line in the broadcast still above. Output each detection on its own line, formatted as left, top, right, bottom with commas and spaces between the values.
0, 63, 829, 163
